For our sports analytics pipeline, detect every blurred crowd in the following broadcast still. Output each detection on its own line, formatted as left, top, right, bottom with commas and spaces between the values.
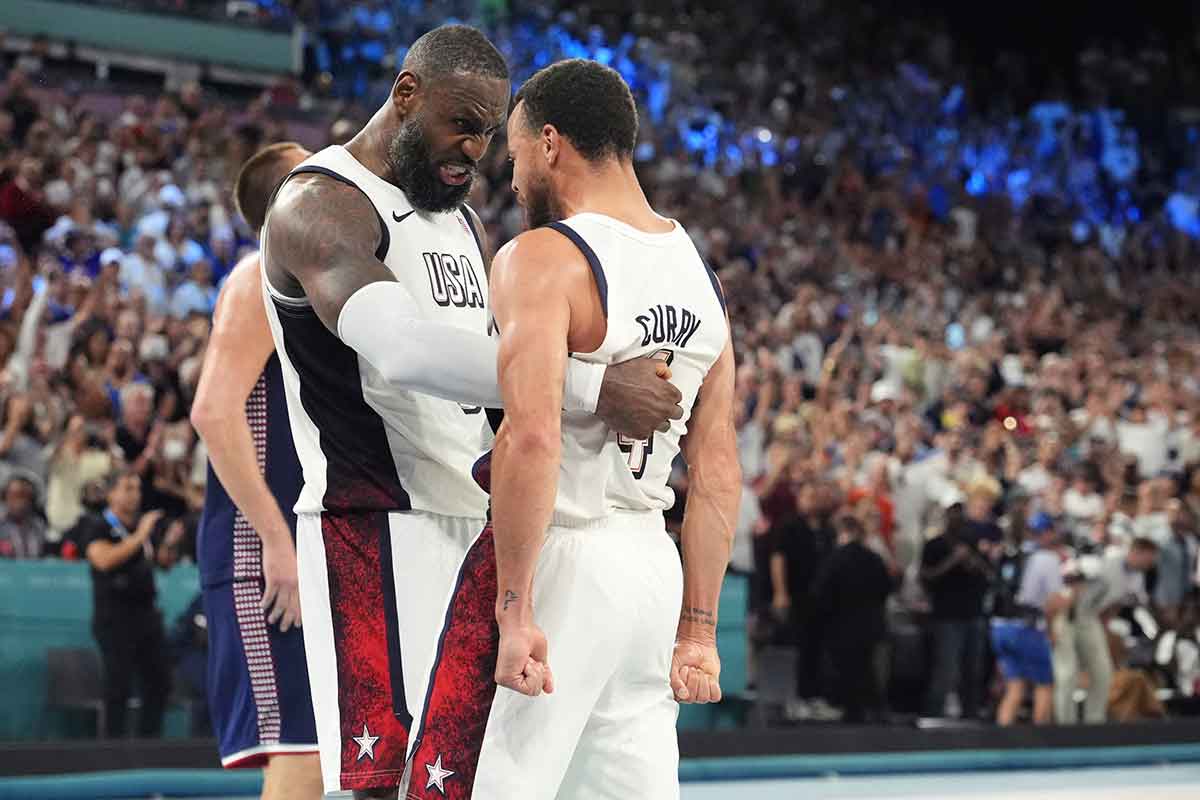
3, 1, 1200, 730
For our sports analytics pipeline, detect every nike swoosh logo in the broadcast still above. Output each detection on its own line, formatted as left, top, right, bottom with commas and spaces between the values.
393, 209, 417, 223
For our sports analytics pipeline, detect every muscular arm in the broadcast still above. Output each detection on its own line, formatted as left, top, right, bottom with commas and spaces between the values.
264, 176, 603, 412
677, 336, 742, 637
489, 233, 576, 625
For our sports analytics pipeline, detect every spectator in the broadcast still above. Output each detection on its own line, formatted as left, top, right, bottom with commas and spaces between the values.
45, 415, 115, 535
991, 514, 1062, 726
76, 470, 170, 738
0, 473, 47, 558
117, 235, 169, 314
0, 393, 48, 486
811, 514, 895, 723
0, 157, 55, 253
1053, 537, 1159, 724
920, 502, 991, 720
770, 483, 837, 720
169, 260, 217, 319
1153, 499, 1198, 630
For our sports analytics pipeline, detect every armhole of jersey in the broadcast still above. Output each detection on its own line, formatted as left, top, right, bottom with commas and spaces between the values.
700, 256, 727, 314
283, 165, 391, 262
546, 221, 608, 318
460, 204, 485, 258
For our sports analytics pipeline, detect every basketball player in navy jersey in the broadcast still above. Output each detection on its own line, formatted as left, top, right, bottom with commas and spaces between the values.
406, 59, 739, 800
259, 26, 681, 799
192, 142, 323, 798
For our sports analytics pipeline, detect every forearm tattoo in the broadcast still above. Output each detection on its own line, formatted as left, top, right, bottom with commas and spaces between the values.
681, 606, 716, 627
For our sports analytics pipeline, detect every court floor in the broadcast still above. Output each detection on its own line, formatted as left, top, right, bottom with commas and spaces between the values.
680, 764, 1200, 800
4, 759, 1199, 799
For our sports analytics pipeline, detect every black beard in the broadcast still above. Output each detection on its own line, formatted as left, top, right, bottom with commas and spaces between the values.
386, 116, 473, 213
523, 174, 563, 229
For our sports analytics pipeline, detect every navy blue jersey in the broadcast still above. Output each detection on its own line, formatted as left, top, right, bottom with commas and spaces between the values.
198, 354, 302, 587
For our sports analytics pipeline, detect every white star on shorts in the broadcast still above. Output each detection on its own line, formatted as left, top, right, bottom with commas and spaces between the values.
352, 723, 379, 761
425, 754, 455, 795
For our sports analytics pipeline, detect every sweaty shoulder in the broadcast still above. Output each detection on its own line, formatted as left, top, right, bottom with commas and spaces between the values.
263, 172, 383, 296
492, 227, 605, 349
492, 227, 592, 287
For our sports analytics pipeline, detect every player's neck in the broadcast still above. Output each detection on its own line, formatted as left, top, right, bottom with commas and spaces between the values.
558, 160, 669, 233
343, 109, 394, 182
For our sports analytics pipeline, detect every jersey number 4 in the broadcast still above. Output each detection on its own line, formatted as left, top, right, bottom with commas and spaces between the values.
617, 349, 674, 480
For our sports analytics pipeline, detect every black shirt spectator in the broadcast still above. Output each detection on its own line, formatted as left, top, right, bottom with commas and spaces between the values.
76, 505, 158, 618
79, 470, 170, 738
920, 529, 992, 619
812, 515, 895, 722
0, 474, 47, 558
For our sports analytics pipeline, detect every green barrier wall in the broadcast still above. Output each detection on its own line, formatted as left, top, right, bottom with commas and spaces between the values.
0, 561, 748, 740
0, 560, 200, 740
0, 0, 294, 73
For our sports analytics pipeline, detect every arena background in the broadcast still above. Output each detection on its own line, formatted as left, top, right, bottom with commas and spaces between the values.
2, 0, 1200, 797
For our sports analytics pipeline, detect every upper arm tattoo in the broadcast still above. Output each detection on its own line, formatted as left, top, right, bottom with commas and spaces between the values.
263, 175, 392, 330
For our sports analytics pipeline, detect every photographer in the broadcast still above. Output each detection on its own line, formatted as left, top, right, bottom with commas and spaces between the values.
76, 469, 171, 737
990, 514, 1064, 726
1052, 537, 1159, 724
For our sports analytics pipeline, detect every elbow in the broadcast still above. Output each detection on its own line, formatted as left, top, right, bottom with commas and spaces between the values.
495, 419, 560, 465
189, 399, 220, 440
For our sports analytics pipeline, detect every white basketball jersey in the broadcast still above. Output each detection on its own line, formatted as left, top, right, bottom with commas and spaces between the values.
546, 213, 728, 526
261, 145, 491, 518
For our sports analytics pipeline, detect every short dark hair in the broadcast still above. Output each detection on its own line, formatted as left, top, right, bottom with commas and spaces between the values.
514, 59, 638, 163
402, 24, 508, 83
102, 467, 140, 495
836, 513, 867, 542
1130, 536, 1159, 554
234, 142, 306, 233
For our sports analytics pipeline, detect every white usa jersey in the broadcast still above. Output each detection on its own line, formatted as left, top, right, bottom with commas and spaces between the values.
261, 145, 491, 518
547, 212, 727, 526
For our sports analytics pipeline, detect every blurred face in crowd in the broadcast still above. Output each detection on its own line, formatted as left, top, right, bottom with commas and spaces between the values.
1127, 542, 1159, 572
106, 338, 135, 379
386, 74, 509, 213
966, 489, 995, 521
1037, 437, 1060, 467
18, 158, 42, 188
116, 310, 141, 341
121, 386, 153, 430
86, 327, 112, 366
3, 479, 34, 522
106, 474, 141, 518
190, 259, 213, 287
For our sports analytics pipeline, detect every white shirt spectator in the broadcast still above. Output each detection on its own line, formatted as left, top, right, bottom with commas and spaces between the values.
1118, 411, 1170, 478
1017, 464, 1055, 497
119, 252, 169, 313
730, 485, 760, 574
1063, 488, 1105, 538
737, 420, 766, 483
890, 452, 945, 551
1133, 511, 1172, 546
792, 331, 825, 384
